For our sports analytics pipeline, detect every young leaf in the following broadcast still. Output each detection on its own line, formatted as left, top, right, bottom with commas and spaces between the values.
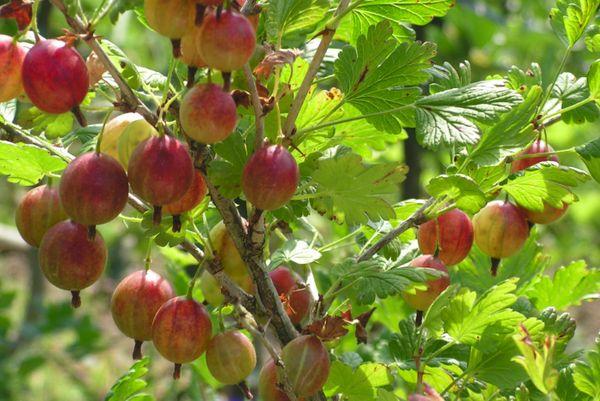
415, 80, 522, 148
576, 136, 600, 183
506, 63, 543, 96
427, 60, 472, 93
425, 174, 486, 214
0, 140, 67, 185
552, 72, 600, 124
268, 240, 322, 270
524, 260, 600, 310
104, 357, 154, 401
266, 0, 328, 46
550, 0, 600, 47
512, 327, 559, 395
442, 279, 524, 345
469, 85, 542, 166
324, 361, 393, 401
502, 163, 589, 212
587, 59, 600, 99
573, 340, 600, 400
309, 148, 408, 224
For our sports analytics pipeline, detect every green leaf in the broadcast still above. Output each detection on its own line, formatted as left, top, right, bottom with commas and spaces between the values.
525, 260, 600, 310
512, 328, 559, 394
550, 0, 600, 47
27, 107, 74, 139
104, 357, 154, 401
309, 147, 408, 224
266, 0, 329, 46
470, 85, 542, 166
0, 140, 67, 185
324, 361, 393, 401
342, 0, 455, 29
0, 100, 17, 123
585, 28, 600, 52
332, 257, 445, 305
425, 174, 486, 214
208, 131, 250, 198
415, 80, 523, 148
588, 59, 600, 98
268, 240, 322, 270
335, 21, 436, 133
573, 340, 600, 399
428, 60, 472, 94
442, 279, 524, 344
108, 0, 143, 23
502, 163, 589, 211
576, 134, 600, 183
552, 72, 600, 124
506, 63, 543, 97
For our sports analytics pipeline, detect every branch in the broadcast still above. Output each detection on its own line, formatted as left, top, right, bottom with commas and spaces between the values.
243, 63, 265, 150
282, 0, 352, 138
356, 198, 435, 262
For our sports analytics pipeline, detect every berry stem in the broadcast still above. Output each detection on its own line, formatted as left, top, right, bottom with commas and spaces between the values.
70, 290, 81, 308
222, 71, 232, 92
170, 39, 181, 58
132, 340, 143, 360
237, 381, 253, 400
71, 106, 87, 127
144, 238, 153, 271
187, 67, 197, 89
172, 215, 182, 232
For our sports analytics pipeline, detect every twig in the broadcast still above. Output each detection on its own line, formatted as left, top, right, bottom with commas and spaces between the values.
356, 198, 435, 262
243, 63, 265, 150
282, 0, 352, 138
233, 303, 298, 401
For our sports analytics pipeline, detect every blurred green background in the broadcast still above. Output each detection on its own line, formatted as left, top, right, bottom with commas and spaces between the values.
0, 0, 598, 400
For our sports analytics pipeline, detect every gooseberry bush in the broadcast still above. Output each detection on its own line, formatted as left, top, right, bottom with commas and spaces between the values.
0, 0, 599, 400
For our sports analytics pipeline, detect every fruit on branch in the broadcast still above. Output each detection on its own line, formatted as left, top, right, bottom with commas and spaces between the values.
199, 270, 254, 306
180, 84, 237, 144
281, 335, 330, 398
128, 135, 194, 225
111, 269, 174, 360
39, 220, 107, 308
401, 255, 450, 312
206, 331, 257, 384
511, 139, 558, 173
144, 0, 195, 55
197, 9, 256, 72
0, 34, 26, 102
21, 39, 89, 123
242, 145, 299, 211
99, 113, 157, 168
209, 221, 248, 279
473, 200, 529, 275
15, 185, 68, 247
269, 267, 311, 324
152, 296, 213, 379
521, 202, 568, 224
259, 360, 291, 401
164, 171, 208, 232
59, 152, 129, 235
417, 209, 474, 265
181, 26, 206, 69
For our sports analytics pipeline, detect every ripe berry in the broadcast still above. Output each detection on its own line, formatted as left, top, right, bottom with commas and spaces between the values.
242, 145, 299, 211
180, 84, 237, 144
206, 331, 257, 384
197, 10, 256, 72
15, 185, 67, 247
39, 221, 107, 307
0, 34, 26, 102
209, 221, 248, 279
522, 202, 568, 225
152, 296, 213, 379
111, 269, 174, 359
417, 209, 474, 265
200, 270, 254, 306
128, 135, 194, 225
164, 171, 207, 232
473, 200, 529, 275
259, 360, 291, 401
511, 139, 558, 173
401, 255, 450, 312
22, 39, 89, 124
59, 152, 129, 237
99, 113, 157, 168
144, 0, 195, 56
281, 335, 330, 398
269, 267, 311, 324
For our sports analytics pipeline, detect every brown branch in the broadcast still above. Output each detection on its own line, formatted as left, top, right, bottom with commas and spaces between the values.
243, 63, 265, 150
282, 0, 352, 138
356, 198, 435, 262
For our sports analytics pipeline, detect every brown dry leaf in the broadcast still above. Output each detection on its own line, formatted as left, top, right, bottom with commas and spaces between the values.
0, 0, 32, 30
304, 315, 349, 341
86, 52, 106, 87
254, 48, 302, 80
